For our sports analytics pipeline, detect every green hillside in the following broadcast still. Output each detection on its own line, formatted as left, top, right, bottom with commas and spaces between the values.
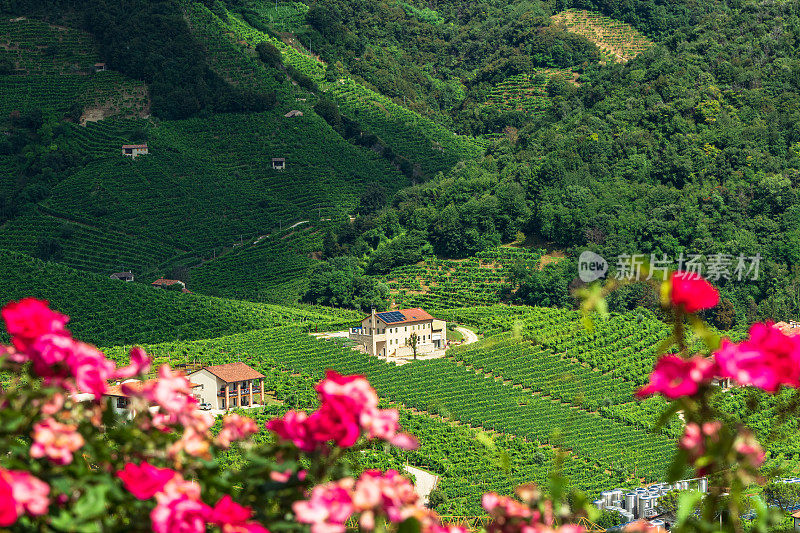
0, 249, 357, 346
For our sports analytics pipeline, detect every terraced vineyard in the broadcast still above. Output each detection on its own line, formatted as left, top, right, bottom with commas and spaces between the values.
0, 250, 357, 347
551, 9, 653, 63
218, 7, 484, 176
384, 247, 544, 309
36, 111, 403, 259
449, 335, 637, 409
482, 70, 573, 114
438, 306, 671, 384
0, 18, 148, 118
189, 225, 321, 304
114, 325, 677, 484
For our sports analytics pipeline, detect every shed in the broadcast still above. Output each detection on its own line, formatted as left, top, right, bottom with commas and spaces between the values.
284, 110, 303, 118
94, 62, 106, 72
109, 271, 134, 282
792, 511, 800, 533
122, 144, 148, 158
271, 157, 286, 170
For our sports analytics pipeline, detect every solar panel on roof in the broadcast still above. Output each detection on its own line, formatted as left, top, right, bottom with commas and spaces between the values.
376, 311, 405, 323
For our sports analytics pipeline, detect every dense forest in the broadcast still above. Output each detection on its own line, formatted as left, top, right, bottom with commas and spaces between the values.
311, 0, 800, 327
3, 0, 800, 326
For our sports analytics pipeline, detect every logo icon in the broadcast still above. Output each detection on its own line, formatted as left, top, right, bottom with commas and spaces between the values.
578, 251, 608, 283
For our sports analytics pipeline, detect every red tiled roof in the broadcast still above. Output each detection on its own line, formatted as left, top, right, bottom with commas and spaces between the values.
364, 308, 436, 325
196, 362, 264, 383
151, 278, 183, 286
122, 144, 148, 149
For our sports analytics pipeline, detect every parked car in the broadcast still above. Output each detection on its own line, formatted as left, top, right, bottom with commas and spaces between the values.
199, 403, 212, 410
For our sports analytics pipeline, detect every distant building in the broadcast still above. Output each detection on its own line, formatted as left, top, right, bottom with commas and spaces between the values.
104, 379, 202, 416
151, 278, 185, 290
109, 271, 134, 282
271, 157, 286, 170
284, 110, 303, 118
774, 321, 800, 336
94, 62, 106, 72
349, 308, 446, 358
792, 511, 800, 533
188, 362, 266, 410
122, 144, 148, 158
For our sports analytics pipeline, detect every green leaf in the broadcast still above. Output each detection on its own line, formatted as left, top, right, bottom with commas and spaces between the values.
72, 483, 110, 520
677, 490, 703, 523
398, 516, 421, 533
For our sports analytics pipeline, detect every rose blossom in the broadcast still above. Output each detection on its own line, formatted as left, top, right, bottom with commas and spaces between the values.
30, 418, 85, 465
637, 355, 717, 399
115, 346, 152, 379
734, 431, 765, 469
210, 495, 270, 533
0, 468, 50, 526
266, 410, 319, 452
216, 414, 258, 448
293, 479, 355, 533
1, 298, 69, 351
117, 462, 178, 500
670, 272, 719, 313
715, 322, 800, 392
151, 475, 211, 533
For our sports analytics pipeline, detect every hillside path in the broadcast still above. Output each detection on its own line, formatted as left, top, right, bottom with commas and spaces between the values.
455, 326, 478, 345
403, 465, 439, 504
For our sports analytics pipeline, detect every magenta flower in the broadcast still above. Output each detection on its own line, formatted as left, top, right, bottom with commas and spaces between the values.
266, 410, 319, 452
30, 418, 85, 465
637, 355, 717, 399
293, 479, 355, 533
117, 462, 178, 500
715, 322, 800, 392
210, 495, 269, 533
1, 298, 69, 352
216, 414, 259, 449
0, 468, 50, 526
115, 346, 152, 379
670, 272, 719, 313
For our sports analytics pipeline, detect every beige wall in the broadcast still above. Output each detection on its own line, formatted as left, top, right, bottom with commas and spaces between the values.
355, 316, 444, 357
188, 369, 224, 409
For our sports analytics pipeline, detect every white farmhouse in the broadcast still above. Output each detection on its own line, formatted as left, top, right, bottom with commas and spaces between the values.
188, 362, 266, 410
349, 308, 446, 358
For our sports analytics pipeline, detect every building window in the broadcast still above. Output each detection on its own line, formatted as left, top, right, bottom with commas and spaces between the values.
116, 397, 128, 409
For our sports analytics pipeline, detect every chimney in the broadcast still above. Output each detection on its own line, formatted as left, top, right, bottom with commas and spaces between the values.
371, 307, 376, 328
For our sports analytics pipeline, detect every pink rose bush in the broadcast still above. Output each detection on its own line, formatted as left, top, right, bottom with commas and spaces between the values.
217, 414, 259, 448
637, 355, 717, 399
294, 469, 457, 533
669, 271, 720, 313
29, 418, 85, 465
715, 322, 800, 392
267, 370, 418, 452
482, 490, 584, 533
0, 468, 49, 527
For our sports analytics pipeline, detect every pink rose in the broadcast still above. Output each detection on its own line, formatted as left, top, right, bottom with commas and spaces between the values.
1, 298, 69, 351
0, 471, 18, 526
637, 355, 717, 399
142, 365, 197, 415
0, 468, 50, 526
715, 322, 800, 392
293, 479, 355, 533
670, 272, 719, 313
216, 414, 258, 448
30, 418, 85, 465
210, 495, 270, 533
266, 410, 319, 452
151, 492, 212, 533
117, 462, 178, 500
115, 346, 152, 379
